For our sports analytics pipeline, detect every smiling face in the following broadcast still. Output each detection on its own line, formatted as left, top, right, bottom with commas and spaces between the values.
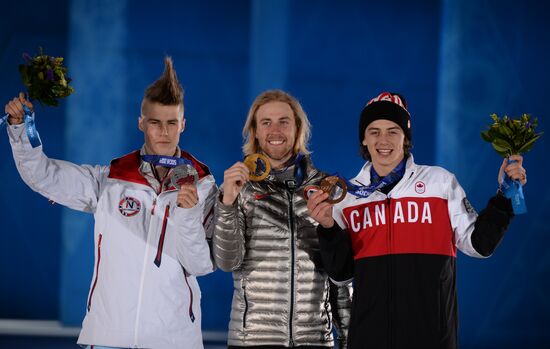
254, 101, 297, 169
362, 119, 406, 176
139, 100, 185, 156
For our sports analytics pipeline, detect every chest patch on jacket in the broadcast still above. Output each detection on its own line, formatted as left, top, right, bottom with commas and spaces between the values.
414, 180, 426, 194
118, 197, 141, 217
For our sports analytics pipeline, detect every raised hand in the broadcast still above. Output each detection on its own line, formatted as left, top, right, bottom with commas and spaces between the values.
498, 154, 527, 186
221, 162, 250, 205
4, 92, 33, 125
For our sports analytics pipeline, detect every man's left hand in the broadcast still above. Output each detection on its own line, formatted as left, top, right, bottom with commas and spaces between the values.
498, 154, 527, 186
177, 184, 199, 208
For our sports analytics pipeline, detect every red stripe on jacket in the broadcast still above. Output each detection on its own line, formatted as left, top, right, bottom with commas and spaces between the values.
108, 150, 211, 184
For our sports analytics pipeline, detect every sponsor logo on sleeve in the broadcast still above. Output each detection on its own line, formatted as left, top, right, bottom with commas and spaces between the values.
462, 197, 475, 214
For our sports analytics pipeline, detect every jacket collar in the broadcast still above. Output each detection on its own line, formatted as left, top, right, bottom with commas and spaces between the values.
108, 149, 211, 185
266, 154, 319, 187
353, 154, 416, 186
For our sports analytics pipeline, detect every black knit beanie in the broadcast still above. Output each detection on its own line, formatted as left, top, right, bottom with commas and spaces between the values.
358, 92, 412, 143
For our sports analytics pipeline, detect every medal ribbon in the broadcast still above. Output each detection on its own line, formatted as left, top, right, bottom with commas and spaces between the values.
500, 159, 527, 215
345, 158, 407, 198
1, 105, 42, 148
141, 155, 192, 168
293, 153, 306, 187
0, 114, 7, 129
272, 153, 305, 187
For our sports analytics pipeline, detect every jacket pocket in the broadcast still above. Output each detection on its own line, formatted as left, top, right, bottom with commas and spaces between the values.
154, 205, 170, 267
242, 286, 249, 329
87, 233, 103, 311
183, 271, 196, 323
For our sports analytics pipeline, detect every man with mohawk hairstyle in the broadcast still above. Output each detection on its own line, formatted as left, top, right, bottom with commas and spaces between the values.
4, 57, 217, 349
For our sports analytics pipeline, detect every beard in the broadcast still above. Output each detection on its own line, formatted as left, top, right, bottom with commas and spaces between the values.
260, 139, 296, 161
264, 147, 293, 161
256, 135, 296, 167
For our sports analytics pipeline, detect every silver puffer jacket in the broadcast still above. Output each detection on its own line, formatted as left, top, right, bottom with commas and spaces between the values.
213, 156, 352, 348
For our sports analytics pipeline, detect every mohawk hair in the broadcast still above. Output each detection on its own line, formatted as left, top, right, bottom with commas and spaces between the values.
143, 56, 184, 106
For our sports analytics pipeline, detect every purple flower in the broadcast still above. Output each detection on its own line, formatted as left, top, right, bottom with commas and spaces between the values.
23, 53, 32, 63
46, 68, 54, 81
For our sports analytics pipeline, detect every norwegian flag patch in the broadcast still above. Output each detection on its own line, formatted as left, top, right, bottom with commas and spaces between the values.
119, 197, 141, 217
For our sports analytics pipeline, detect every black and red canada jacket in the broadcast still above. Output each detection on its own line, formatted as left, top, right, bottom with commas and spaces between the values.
318, 155, 513, 349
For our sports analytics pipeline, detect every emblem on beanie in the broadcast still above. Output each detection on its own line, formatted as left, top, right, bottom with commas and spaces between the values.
367, 92, 408, 111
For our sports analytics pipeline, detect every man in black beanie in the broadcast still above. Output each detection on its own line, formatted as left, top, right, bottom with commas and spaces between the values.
307, 92, 527, 349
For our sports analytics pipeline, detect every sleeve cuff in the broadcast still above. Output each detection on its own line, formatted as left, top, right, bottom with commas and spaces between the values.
7, 123, 26, 142
490, 192, 514, 216
216, 191, 238, 211
317, 224, 346, 242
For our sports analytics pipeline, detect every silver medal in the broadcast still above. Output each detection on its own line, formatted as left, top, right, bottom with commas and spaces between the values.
170, 164, 199, 189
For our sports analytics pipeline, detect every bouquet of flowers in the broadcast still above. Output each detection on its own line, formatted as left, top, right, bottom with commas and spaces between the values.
18, 48, 75, 106
481, 113, 542, 214
481, 113, 542, 157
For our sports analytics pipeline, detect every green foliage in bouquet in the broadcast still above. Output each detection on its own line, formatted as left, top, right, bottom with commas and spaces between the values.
481, 113, 543, 157
18, 48, 75, 106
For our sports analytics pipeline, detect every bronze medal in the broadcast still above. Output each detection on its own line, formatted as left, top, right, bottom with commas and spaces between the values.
319, 176, 347, 204
244, 153, 271, 181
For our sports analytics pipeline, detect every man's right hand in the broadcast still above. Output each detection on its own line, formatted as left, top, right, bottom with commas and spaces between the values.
5, 92, 33, 125
307, 190, 335, 229
221, 162, 250, 205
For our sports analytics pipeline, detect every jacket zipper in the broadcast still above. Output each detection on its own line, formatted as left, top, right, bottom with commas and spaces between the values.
324, 287, 331, 331
151, 198, 157, 215
387, 197, 393, 349
134, 194, 157, 347
154, 204, 170, 267
87, 234, 103, 311
287, 185, 296, 347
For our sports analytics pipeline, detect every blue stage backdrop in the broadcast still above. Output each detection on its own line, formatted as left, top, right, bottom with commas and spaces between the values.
1, 0, 548, 347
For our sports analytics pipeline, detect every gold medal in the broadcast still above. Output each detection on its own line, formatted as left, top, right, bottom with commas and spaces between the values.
319, 176, 347, 204
244, 153, 271, 182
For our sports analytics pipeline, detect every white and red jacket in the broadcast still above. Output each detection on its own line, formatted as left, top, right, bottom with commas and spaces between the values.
8, 124, 217, 349
318, 155, 514, 349
333, 154, 483, 261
